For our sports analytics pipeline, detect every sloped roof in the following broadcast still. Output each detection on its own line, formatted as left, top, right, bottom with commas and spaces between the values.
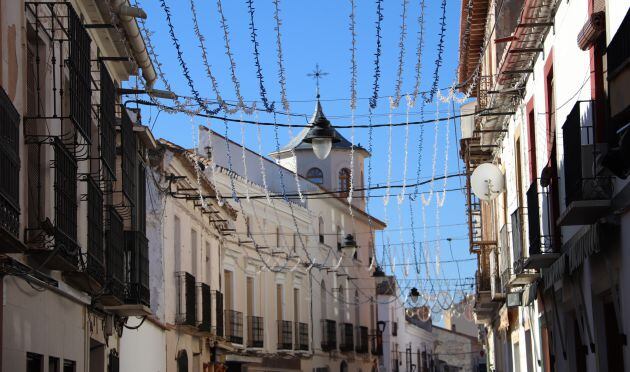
272, 100, 369, 155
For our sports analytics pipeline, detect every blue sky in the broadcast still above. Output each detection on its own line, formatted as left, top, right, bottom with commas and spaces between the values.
135, 0, 474, 316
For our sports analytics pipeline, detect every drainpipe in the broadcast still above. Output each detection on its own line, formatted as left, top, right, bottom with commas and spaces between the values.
111, 0, 157, 88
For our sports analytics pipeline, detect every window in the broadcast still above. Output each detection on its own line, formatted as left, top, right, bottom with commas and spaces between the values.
318, 217, 324, 244
338, 285, 345, 321
306, 167, 324, 184
354, 290, 360, 325
293, 288, 300, 322
321, 281, 327, 319
224, 270, 233, 310
27, 353, 43, 372
191, 228, 198, 276
0, 84, 20, 239
63, 360, 76, 372
176, 351, 188, 372
276, 284, 284, 320
247, 277, 254, 316
49, 357, 60, 372
174, 216, 181, 272
339, 168, 351, 196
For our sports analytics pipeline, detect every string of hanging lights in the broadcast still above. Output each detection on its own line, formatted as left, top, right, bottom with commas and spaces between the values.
246, 0, 276, 112
426, 0, 448, 103
369, 0, 384, 109
391, 0, 409, 108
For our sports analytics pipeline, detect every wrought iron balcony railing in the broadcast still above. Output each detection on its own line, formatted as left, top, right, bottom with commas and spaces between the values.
175, 272, 196, 326
355, 326, 369, 354
339, 323, 354, 352
104, 207, 125, 304
86, 177, 105, 287
125, 231, 149, 306
295, 322, 308, 351
321, 319, 337, 352
225, 310, 243, 344
0, 85, 20, 246
214, 291, 224, 337
24, 2, 93, 143
277, 320, 293, 350
247, 316, 264, 348
197, 283, 211, 333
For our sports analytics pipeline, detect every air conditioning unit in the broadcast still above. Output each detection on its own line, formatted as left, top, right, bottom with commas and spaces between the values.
506, 292, 522, 308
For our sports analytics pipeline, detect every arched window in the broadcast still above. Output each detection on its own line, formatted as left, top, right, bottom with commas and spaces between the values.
354, 290, 360, 325
306, 167, 324, 184
339, 168, 351, 196
338, 285, 345, 321
321, 281, 327, 319
318, 217, 325, 244
177, 350, 188, 372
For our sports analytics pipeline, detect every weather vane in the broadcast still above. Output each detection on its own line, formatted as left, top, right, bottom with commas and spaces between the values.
307, 64, 328, 99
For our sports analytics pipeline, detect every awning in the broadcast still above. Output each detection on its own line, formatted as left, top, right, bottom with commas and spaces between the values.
567, 223, 601, 273
543, 254, 566, 290
523, 280, 539, 305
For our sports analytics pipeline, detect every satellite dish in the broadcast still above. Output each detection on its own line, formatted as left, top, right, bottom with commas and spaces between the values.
471, 163, 505, 200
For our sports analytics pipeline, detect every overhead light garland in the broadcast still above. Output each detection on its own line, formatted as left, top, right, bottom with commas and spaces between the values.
391, 0, 409, 108
411, 0, 427, 104
158, 0, 221, 114
216, 0, 255, 114
426, 0, 448, 103
246, 0, 276, 112
369, 0, 384, 109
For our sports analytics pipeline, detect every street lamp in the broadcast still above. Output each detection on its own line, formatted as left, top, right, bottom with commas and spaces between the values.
372, 265, 389, 290
303, 102, 339, 160
409, 287, 420, 303
377, 320, 386, 334
340, 234, 357, 259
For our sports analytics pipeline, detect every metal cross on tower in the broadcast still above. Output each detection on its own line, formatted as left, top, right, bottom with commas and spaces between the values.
307, 64, 328, 99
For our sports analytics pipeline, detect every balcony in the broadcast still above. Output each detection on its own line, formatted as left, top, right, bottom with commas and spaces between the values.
65, 177, 105, 294
294, 322, 308, 351
225, 310, 243, 344
370, 329, 383, 356
277, 320, 293, 350
509, 209, 538, 286
175, 272, 197, 327
524, 183, 560, 269
0, 86, 23, 254
247, 316, 264, 348
558, 101, 612, 226
125, 231, 150, 306
214, 291, 224, 337
321, 319, 337, 352
197, 283, 212, 333
490, 247, 505, 302
101, 208, 125, 306
339, 323, 354, 352
355, 326, 369, 354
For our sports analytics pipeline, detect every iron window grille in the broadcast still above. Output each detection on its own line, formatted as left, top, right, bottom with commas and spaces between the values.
527, 182, 555, 255
106, 207, 125, 302
277, 320, 293, 350
124, 230, 149, 306
100, 62, 116, 178
120, 110, 136, 204
562, 100, 612, 206
321, 319, 337, 351
355, 326, 369, 354
197, 283, 212, 332
214, 291, 224, 337
54, 138, 79, 267
339, 323, 354, 352
136, 162, 146, 233
176, 272, 196, 326
247, 316, 264, 348
24, 2, 93, 143
86, 176, 105, 286
0, 85, 20, 238
225, 310, 244, 344
295, 322, 309, 351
